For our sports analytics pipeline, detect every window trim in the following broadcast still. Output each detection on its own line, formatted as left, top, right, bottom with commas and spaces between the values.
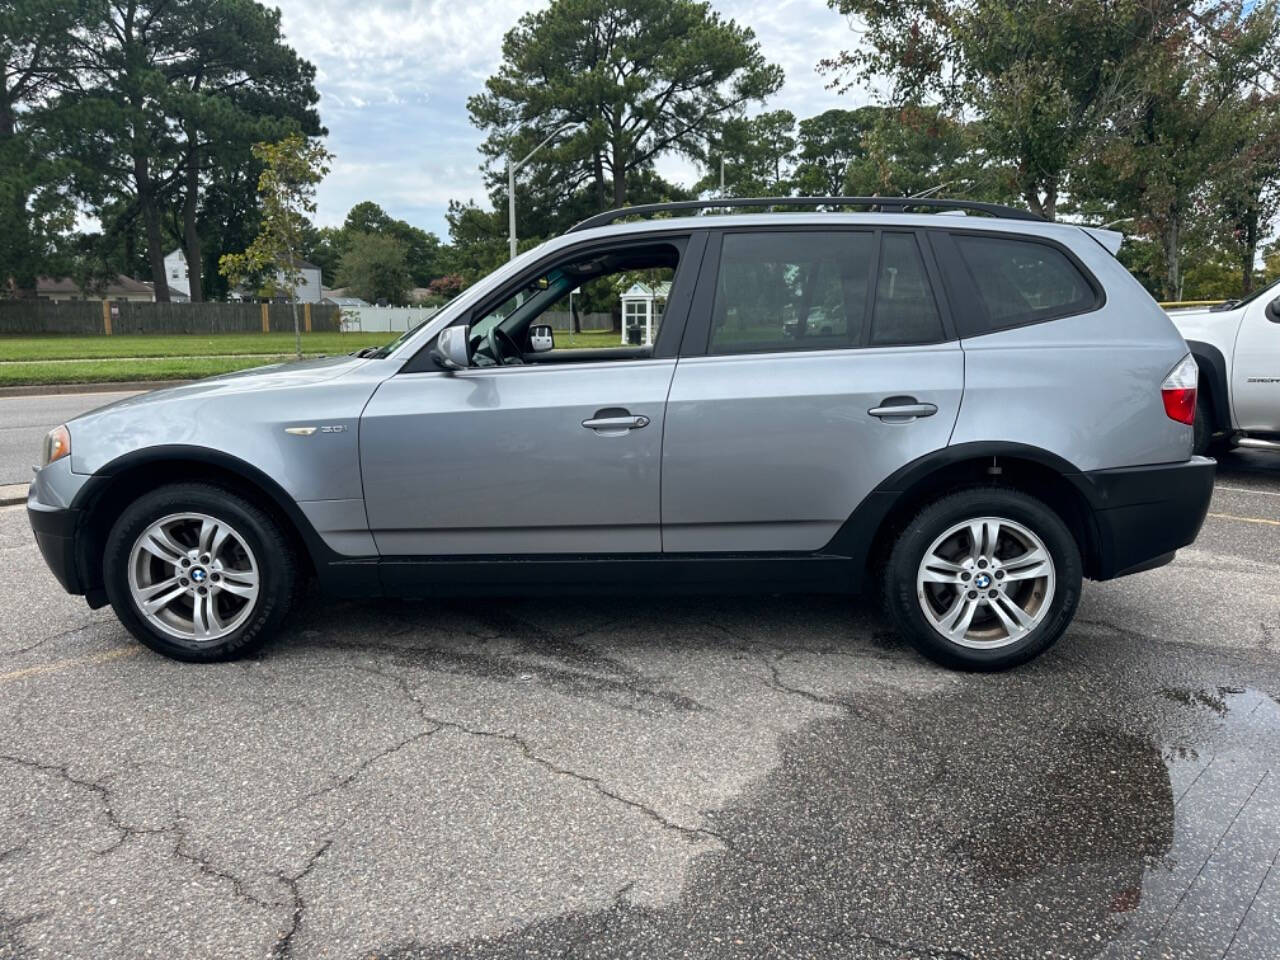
401, 231, 704, 373
869, 230, 950, 349
927, 228, 1105, 338
686, 225, 956, 358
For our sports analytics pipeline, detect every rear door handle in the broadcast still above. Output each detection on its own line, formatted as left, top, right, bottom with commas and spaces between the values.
582, 414, 650, 431
868, 399, 938, 421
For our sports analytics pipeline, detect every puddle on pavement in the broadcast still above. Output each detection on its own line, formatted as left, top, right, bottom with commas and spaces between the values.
377, 683, 1280, 960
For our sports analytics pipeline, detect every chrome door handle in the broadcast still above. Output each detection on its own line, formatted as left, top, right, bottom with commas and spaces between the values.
868, 402, 938, 420
582, 415, 650, 430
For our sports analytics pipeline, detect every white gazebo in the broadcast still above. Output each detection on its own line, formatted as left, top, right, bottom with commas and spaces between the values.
620, 281, 670, 346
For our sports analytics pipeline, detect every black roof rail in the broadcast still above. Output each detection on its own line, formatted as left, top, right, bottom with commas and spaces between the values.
567, 196, 1045, 233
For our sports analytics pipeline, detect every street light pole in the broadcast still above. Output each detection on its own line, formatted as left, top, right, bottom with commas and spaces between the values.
507, 121, 582, 261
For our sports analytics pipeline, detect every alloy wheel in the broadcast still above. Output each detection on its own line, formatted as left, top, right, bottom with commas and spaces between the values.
915, 516, 1056, 649
127, 512, 260, 643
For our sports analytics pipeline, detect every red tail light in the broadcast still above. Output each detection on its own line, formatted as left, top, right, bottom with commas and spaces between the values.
1161, 355, 1198, 425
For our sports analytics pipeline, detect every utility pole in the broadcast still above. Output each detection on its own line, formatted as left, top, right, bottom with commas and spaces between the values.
508, 122, 583, 260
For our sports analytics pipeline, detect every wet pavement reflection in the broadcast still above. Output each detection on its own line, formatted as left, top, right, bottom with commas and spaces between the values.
375, 625, 1279, 960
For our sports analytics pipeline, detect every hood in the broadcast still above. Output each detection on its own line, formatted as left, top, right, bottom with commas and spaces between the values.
64, 353, 397, 481
1164, 305, 1238, 324
71, 354, 371, 421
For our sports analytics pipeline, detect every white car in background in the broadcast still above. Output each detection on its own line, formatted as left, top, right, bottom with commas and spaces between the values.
1168, 278, 1280, 455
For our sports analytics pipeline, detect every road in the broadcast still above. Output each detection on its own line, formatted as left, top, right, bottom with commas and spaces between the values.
0, 391, 141, 484
1, 413, 1278, 958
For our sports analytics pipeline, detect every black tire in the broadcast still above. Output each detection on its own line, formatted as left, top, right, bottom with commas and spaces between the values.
1192, 390, 1212, 457
882, 487, 1083, 671
103, 482, 298, 662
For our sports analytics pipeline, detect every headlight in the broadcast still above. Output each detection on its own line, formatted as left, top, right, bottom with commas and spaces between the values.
41, 424, 71, 467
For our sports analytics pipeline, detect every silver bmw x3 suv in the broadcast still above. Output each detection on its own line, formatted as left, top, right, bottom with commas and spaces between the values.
27, 197, 1215, 670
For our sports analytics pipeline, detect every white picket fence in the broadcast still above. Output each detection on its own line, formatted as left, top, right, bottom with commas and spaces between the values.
339, 306, 439, 333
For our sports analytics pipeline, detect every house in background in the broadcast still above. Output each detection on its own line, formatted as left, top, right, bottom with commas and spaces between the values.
162, 248, 194, 298
321, 287, 370, 308
36, 275, 155, 302
620, 281, 669, 346
167, 249, 322, 303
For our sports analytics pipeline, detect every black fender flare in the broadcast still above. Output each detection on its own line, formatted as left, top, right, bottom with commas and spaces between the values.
1185, 340, 1231, 433
68, 445, 377, 594
823, 441, 1099, 568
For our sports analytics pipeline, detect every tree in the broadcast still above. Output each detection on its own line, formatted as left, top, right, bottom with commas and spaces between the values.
792, 108, 878, 196
469, 0, 783, 212
220, 134, 331, 356
0, 0, 90, 293
821, 0, 1169, 219
844, 106, 979, 199
1206, 86, 1280, 295
164, 0, 322, 301
699, 110, 796, 196
339, 201, 443, 286
52, 0, 320, 301
1081, 3, 1280, 299
335, 232, 411, 305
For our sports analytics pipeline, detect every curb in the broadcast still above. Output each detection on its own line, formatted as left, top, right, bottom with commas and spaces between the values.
0, 380, 192, 398
0, 484, 28, 507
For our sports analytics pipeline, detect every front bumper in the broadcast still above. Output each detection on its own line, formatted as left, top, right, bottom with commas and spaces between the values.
28, 493, 87, 594
1075, 456, 1216, 580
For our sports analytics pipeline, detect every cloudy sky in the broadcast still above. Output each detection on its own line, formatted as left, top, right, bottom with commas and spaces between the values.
269, 0, 870, 238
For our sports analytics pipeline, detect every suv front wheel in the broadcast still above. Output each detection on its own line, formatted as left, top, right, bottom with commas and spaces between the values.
103, 482, 298, 662
883, 488, 1082, 670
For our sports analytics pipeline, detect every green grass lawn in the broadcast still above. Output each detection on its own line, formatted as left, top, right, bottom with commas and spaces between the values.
0, 332, 396, 362
552, 329, 624, 349
0, 328, 632, 385
0, 355, 303, 386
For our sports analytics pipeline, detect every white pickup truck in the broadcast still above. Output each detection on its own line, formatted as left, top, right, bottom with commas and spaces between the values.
1168, 279, 1280, 455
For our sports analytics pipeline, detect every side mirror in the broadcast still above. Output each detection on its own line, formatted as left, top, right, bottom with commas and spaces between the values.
529, 324, 555, 353
431, 325, 470, 370
1267, 297, 1280, 324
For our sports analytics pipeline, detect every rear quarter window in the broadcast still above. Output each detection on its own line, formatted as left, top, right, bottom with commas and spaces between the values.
952, 234, 1100, 331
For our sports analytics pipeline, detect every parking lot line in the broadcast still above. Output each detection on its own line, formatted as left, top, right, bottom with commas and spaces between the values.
1206, 512, 1280, 527
0, 647, 139, 684
1215, 485, 1280, 498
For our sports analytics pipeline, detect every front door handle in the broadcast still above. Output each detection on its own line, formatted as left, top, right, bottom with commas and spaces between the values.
582, 414, 650, 431
868, 399, 938, 421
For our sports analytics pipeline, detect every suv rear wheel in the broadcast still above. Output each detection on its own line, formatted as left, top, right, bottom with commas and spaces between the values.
883, 488, 1082, 670
103, 483, 297, 662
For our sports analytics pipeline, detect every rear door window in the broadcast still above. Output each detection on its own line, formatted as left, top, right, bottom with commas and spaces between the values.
952, 234, 1099, 330
708, 232, 874, 355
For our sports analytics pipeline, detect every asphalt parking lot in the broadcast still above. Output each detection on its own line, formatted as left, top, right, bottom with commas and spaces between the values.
1, 443, 1278, 959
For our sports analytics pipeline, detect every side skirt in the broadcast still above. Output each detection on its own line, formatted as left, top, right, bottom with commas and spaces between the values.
320, 553, 862, 599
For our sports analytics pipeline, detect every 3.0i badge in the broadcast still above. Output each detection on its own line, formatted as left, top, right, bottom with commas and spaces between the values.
284, 424, 347, 436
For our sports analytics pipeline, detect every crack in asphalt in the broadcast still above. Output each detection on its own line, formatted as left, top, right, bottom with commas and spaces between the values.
0, 753, 282, 917
284, 726, 443, 814
0, 753, 168, 854
269, 839, 333, 960
345, 660, 746, 856
699, 621, 956, 800
1075, 616, 1273, 668
0, 844, 25, 865
0, 617, 104, 658
170, 833, 281, 912
311, 637, 705, 715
